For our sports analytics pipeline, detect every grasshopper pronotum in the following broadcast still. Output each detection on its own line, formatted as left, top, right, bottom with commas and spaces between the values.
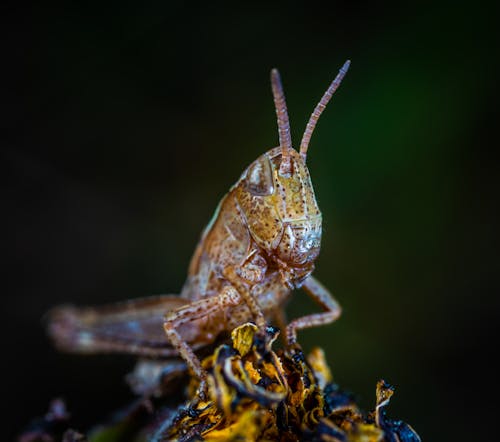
48, 61, 350, 394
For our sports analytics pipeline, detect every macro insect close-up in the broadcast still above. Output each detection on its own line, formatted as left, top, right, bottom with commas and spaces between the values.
47, 62, 351, 398
29, 60, 420, 441
5, 4, 497, 441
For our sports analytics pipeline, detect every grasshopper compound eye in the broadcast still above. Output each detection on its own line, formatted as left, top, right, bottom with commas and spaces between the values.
245, 156, 274, 196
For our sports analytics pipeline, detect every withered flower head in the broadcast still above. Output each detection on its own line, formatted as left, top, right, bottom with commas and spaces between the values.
19, 324, 420, 442
158, 323, 420, 442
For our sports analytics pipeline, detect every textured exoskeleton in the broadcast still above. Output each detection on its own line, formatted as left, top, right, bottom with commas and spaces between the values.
48, 61, 350, 387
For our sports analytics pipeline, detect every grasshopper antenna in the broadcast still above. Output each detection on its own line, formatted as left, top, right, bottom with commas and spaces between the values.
271, 68, 293, 177
299, 60, 350, 161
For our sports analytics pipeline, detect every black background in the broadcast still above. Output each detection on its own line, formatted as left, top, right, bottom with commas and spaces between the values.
2, 1, 499, 440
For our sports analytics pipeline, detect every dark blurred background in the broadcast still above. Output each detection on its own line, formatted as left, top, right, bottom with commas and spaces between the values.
2, 1, 498, 440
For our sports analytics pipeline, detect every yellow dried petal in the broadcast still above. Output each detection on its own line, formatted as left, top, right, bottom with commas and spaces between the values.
244, 360, 262, 383
203, 410, 263, 442
349, 423, 384, 442
289, 390, 303, 407
307, 347, 332, 388
231, 323, 258, 356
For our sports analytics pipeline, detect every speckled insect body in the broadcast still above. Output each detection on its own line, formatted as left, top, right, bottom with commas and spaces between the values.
48, 61, 351, 389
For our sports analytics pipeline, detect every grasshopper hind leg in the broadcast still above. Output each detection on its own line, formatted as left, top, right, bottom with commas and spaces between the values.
47, 295, 189, 358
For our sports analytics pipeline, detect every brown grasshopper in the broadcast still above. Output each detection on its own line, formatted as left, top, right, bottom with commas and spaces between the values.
48, 61, 350, 392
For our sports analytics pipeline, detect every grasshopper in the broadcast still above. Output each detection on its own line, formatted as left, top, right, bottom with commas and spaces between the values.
48, 61, 350, 392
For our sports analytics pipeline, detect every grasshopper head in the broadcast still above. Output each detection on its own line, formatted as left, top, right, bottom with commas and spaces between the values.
235, 63, 350, 288
236, 147, 321, 286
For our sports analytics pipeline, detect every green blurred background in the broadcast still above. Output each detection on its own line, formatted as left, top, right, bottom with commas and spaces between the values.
3, 1, 498, 440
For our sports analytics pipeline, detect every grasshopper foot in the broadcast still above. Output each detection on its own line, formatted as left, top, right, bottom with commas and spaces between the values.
197, 379, 209, 402
289, 343, 306, 365
254, 325, 280, 355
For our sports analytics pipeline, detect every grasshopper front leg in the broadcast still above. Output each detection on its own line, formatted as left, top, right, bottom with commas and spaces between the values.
286, 275, 341, 346
163, 285, 241, 380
